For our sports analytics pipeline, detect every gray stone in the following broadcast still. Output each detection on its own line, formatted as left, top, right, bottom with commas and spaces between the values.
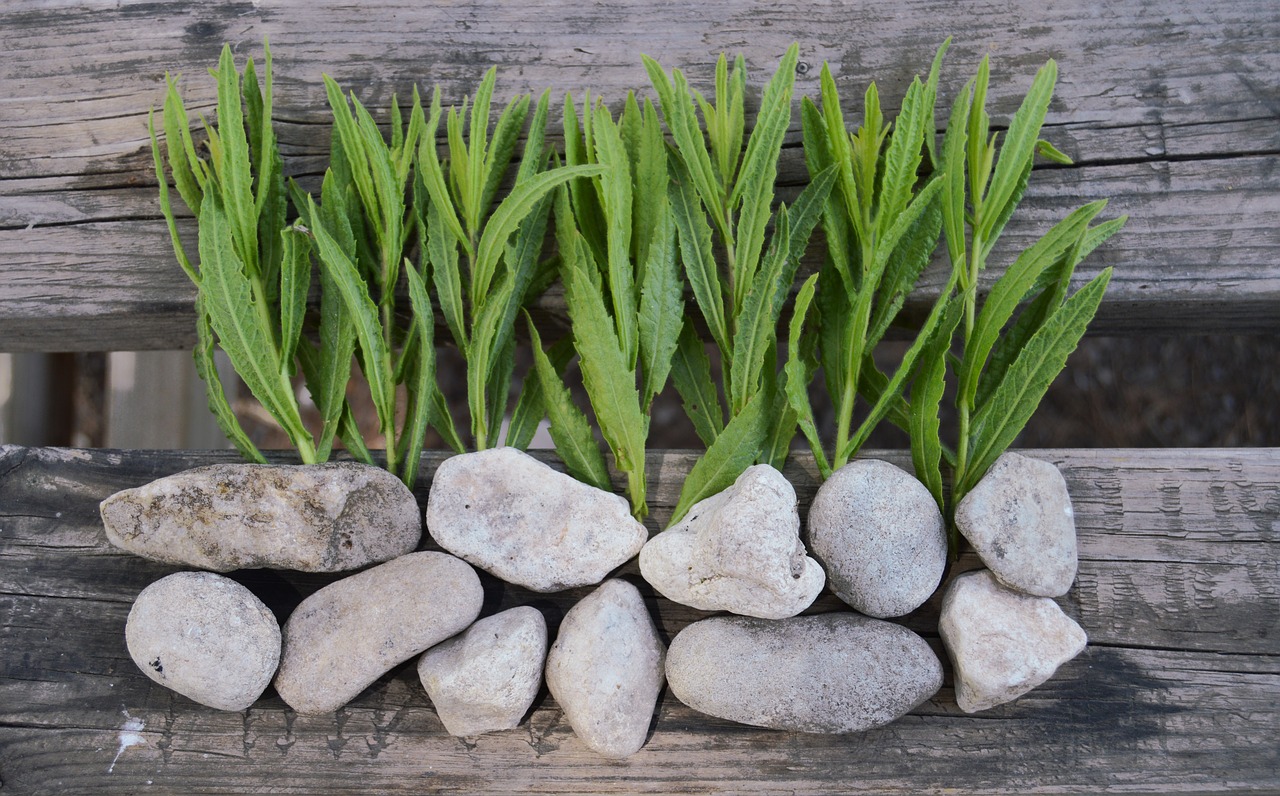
544, 579, 665, 758
665, 613, 943, 733
954, 452, 1079, 597
939, 569, 1088, 713
639, 465, 824, 619
126, 571, 280, 712
274, 552, 483, 714
806, 459, 947, 618
418, 607, 548, 737
100, 462, 420, 572
425, 448, 647, 592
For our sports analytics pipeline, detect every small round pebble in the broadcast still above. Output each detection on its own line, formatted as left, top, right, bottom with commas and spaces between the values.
126, 571, 281, 711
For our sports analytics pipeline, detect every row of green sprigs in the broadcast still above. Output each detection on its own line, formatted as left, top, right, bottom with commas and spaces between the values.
151, 40, 1125, 548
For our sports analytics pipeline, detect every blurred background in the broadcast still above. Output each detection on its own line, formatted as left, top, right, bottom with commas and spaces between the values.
2, 333, 1277, 452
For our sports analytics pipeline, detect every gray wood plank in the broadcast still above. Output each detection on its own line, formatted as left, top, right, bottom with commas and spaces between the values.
1, 1, 1279, 350
0, 445, 1276, 792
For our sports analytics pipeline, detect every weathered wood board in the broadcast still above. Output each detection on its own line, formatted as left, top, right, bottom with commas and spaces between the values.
2, 1, 1279, 350
0, 445, 1276, 793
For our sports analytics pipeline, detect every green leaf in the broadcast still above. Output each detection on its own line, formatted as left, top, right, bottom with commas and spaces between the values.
923, 38, 951, 169
910, 300, 963, 510
641, 54, 725, 227
338, 402, 375, 465
192, 294, 265, 463
868, 189, 944, 348
877, 77, 928, 239
728, 207, 791, 415
940, 81, 972, 280
161, 74, 206, 214
149, 108, 198, 284
964, 268, 1112, 493
637, 210, 683, 410
398, 263, 437, 488
979, 59, 1056, 243
426, 200, 468, 349
417, 88, 471, 255
669, 389, 768, 526
215, 45, 258, 277
516, 90, 552, 184
527, 317, 612, 492
759, 341, 797, 471
561, 93, 609, 264
870, 176, 945, 286
669, 153, 730, 359
507, 336, 574, 450
485, 330, 516, 451
278, 226, 311, 377
1035, 138, 1073, 165
632, 98, 668, 278
482, 93, 532, 213
591, 106, 638, 366
468, 67, 498, 227
323, 75, 382, 260
671, 318, 724, 447
466, 272, 515, 448
785, 273, 830, 479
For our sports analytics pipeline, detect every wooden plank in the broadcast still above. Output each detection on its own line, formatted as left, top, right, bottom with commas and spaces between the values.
0, 445, 1276, 792
2, 1, 1279, 350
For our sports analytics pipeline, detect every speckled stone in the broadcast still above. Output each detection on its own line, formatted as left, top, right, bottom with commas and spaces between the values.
640, 465, 824, 619
274, 552, 483, 715
955, 452, 1079, 597
418, 607, 548, 736
544, 579, 665, 758
939, 569, 1088, 712
126, 571, 280, 712
665, 613, 943, 733
100, 462, 420, 572
425, 448, 647, 592
807, 459, 948, 618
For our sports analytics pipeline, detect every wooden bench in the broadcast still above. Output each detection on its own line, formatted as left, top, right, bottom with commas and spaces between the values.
2, 2, 1277, 792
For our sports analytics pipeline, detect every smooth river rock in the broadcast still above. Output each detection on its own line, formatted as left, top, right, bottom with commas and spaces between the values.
100, 462, 421, 572
126, 571, 280, 711
939, 569, 1088, 713
954, 452, 1079, 597
666, 613, 943, 733
418, 606, 548, 736
274, 552, 483, 714
544, 579, 665, 758
807, 459, 947, 618
426, 448, 647, 592
640, 465, 824, 619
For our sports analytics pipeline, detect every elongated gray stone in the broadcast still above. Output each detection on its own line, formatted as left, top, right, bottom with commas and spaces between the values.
640, 465, 824, 619
418, 607, 548, 737
939, 569, 1088, 713
274, 552, 483, 714
100, 462, 421, 572
544, 579, 665, 758
426, 448, 647, 592
666, 613, 943, 733
807, 459, 947, 618
954, 452, 1079, 597
126, 571, 280, 712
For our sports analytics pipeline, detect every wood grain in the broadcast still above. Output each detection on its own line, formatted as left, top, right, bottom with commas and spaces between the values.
0, 445, 1276, 793
2, 1, 1279, 350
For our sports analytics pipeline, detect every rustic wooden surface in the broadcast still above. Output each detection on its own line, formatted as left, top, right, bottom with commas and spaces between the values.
2, 1, 1279, 351
0, 445, 1276, 793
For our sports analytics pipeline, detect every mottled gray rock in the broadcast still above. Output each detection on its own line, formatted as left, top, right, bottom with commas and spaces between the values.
274, 552, 483, 714
640, 465, 824, 619
955, 452, 1079, 597
939, 569, 1088, 713
426, 448, 647, 592
666, 613, 942, 733
418, 607, 548, 736
544, 579, 665, 758
807, 459, 947, 618
126, 571, 280, 711
100, 462, 420, 572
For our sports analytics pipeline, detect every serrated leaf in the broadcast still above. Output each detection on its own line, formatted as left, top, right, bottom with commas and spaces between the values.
877, 78, 928, 239
192, 294, 265, 463
215, 45, 258, 278
417, 88, 471, 255
562, 93, 609, 264
481, 93, 532, 213
426, 200, 467, 349
728, 207, 791, 415
924, 38, 951, 169
591, 106, 638, 366
466, 272, 515, 449
338, 402, 374, 465
398, 263, 437, 488
785, 273, 830, 478
759, 340, 797, 471
485, 330, 516, 450
940, 81, 972, 280
979, 59, 1056, 242
633, 98, 668, 276
669, 153, 730, 358
467, 67, 498, 228
669, 389, 768, 526
638, 210, 683, 410
964, 268, 1112, 494
642, 55, 725, 227
910, 300, 963, 510
516, 90, 552, 183
507, 337, 574, 450
870, 176, 945, 286
527, 318, 612, 492
868, 189, 944, 348
671, 318, 724, 447
278, 226, 310, 377
162, 74, 205, 214
149, 109, 198, 284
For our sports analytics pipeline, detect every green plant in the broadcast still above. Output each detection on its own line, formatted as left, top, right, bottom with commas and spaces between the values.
150, 43, 331, 465
914, 54, 1126, 549
643, 45, 835, 523
786, 43, 956, 481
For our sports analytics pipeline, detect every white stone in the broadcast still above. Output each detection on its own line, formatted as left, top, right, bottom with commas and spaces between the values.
939, 569, 1088, 713
126, 571, 280, 711
665, 613, 942, 733
425, 448, 647, 592
274, 552, 483, 714
544, 579, 665, 758
640, 465, 824, 619
418, 607, 548, 737
807, 459, 947, 618
100, 462, 420, 572
955, 452, 1079, 597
